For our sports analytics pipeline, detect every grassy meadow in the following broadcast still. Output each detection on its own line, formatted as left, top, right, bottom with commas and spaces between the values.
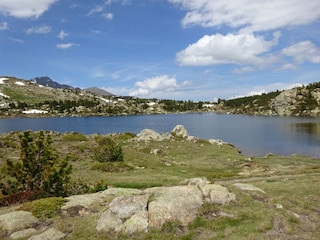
0, 131, 319, 239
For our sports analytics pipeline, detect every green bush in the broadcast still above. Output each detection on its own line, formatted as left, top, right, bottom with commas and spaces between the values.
92, 136, 124, 162
19, 197, 67, 218
2, 131, 72, 197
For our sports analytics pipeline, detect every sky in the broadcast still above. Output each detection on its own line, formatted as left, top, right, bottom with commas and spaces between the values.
0, 0, 320, 101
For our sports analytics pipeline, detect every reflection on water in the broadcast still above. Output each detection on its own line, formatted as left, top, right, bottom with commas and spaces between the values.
291, 123, 320, 135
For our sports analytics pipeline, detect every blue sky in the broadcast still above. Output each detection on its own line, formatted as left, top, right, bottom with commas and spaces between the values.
1, 0, 320, 101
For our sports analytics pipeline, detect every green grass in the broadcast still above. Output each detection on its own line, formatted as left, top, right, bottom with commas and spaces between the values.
1, 131, 320, 239
1, 86, 53, 104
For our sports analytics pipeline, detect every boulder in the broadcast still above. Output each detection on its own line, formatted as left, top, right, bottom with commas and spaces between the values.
209, 139, 228, 146
136, 129, 163, 141
62, 188, 142, 211
199, 184, 236, 204
9, 228, 38, 240
96, 210, 122, 232
171, 125, 188, 138
148, 185, 203, 228
122, 210, 149, 234
109, 194, 149, 219
28, 228, 66, 240
96, 194, 149, 233
0, 211, 38, 234
62, 192, 105, 210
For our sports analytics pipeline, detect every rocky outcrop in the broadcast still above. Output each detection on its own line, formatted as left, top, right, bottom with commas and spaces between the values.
0, 178, 237, 239
136, 129, 163, 141
270, 88, 299, 115
148, 185, 203, 228
96, 178, 235, 234
96, 194, 149, 234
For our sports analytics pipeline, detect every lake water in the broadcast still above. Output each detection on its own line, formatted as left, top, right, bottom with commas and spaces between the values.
0, 113, 320, 158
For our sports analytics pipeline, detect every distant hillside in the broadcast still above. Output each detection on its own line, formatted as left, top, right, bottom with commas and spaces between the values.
1, 75, 320, 117
30, 76, 75, 89
84, 87, 114, 96
218, 82, 320, 116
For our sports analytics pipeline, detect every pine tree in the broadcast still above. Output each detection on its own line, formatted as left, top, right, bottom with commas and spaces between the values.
5, 131, 72, 197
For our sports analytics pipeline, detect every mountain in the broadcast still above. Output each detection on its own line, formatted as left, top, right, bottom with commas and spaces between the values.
84, 87, 114, 96
30, 76, 75, 89
2, 75, 320, 117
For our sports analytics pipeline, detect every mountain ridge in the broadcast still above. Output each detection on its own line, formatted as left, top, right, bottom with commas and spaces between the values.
84, 87, 114, 96
30, 76, 75, 89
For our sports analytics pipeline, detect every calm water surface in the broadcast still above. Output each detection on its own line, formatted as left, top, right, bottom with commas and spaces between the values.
0, 113, 319, 158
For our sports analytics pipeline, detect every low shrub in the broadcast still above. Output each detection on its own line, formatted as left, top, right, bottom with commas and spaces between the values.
92, 136, 124, 162
19, 197, 67, 218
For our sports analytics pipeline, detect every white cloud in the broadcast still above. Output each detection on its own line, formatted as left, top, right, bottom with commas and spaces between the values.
231, 82, 304, 99
57, 30, 68, 40
280, 63, 297, 70
102, 12, 113, 20
130, 75, 178, 96
281, 41, 320, 64
105, 0, 131, 5
0, 0, 57, 18
233, 66, 255, 74
25, 25, 51, 34
8, 37, 24, 43
177, 32, 280, 66
87, 5, 104, 16
0, 22, 8, 31
92, 29, 103, 34
56, 43, 79, 49
168, 0, 320, 32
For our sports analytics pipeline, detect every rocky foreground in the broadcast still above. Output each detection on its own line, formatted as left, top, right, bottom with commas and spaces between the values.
0, 125, 319, 239
0, 177, 269, 239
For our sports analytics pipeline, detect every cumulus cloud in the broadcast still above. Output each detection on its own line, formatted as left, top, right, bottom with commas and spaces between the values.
177, 32, 280, 66
56, 43, 79, 49
281, 41, 320, 64
57, 30, 68, 40
0, 0, 57, 18
25, 25, 51, 34
130, 75, 178, 96
0, 22, 8, 31
168, 0, 320, 32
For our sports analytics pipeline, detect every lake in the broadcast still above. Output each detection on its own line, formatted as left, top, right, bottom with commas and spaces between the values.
0, 113, 320, 158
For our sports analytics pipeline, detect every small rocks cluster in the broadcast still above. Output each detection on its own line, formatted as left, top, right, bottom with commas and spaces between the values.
135, 124, 227, 146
